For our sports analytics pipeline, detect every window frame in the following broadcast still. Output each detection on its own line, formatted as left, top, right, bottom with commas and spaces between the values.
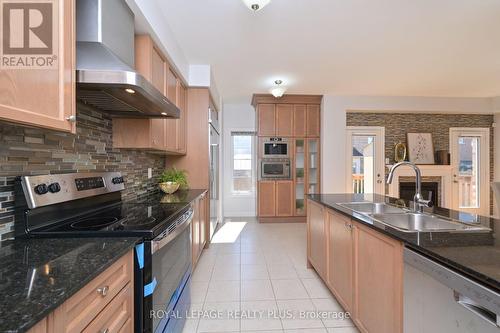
230, 131, 256, 196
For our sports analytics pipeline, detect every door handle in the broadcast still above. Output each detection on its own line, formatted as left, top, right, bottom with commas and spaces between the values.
96, 285, 109, 297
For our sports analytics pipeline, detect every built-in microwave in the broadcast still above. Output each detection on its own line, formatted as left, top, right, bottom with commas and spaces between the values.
262, 137, 290, 158
260, 159, 291, 179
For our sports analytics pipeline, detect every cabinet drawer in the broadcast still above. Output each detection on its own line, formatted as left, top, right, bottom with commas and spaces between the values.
83, 283, 133, 333
52, 250, 133, 333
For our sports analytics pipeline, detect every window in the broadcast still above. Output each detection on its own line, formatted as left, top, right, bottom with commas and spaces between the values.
232, 132, 255, 195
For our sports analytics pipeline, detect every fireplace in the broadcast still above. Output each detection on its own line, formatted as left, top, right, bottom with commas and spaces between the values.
399, 182, 439, 206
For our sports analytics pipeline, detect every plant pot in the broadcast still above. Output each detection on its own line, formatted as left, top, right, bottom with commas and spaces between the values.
159, 181, 180, 194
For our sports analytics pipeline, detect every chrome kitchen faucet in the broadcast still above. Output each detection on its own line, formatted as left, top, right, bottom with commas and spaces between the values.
387, 162, 433, 213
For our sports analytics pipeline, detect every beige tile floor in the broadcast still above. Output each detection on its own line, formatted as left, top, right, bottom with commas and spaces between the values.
181, 217, 359, 333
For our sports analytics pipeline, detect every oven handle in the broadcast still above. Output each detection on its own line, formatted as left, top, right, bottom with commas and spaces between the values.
151, 208, 194, 254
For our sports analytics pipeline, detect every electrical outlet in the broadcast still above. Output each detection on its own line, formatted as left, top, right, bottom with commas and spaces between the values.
148, 168, 152, 179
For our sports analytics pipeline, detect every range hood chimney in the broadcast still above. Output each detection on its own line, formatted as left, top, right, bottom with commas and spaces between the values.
76, 0, 180, 118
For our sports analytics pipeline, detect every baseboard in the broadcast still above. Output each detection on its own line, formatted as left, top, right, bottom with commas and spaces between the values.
258, 216, 306, 223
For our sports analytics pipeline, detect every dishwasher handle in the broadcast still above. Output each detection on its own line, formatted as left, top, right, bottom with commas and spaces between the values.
454, 291, 499, 328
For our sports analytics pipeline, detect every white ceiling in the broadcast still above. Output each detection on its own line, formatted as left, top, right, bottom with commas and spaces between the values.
157, 0, 500, 104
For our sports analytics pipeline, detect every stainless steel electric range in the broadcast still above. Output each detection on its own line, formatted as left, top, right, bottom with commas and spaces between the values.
14, 172, 193, 333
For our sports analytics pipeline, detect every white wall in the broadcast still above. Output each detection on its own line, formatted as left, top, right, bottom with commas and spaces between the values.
222, 104, 257, 217
322, 95, 498, 194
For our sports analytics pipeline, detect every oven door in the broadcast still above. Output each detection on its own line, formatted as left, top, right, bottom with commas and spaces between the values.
263, 141, 289, 158
141, 208, 193, 333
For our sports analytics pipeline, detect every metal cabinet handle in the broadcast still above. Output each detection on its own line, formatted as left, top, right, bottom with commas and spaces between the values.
99, 329, 109, 333
96, 285, 109, 297
66, 115, 76, 123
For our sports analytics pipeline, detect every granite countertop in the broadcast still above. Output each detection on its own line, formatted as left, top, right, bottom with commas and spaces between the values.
0, 237, 139, 333
308, 193, 500, 293
132, 188, 208, 205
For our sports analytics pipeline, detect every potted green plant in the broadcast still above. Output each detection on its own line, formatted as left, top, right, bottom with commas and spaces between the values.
159, 168, 188, 194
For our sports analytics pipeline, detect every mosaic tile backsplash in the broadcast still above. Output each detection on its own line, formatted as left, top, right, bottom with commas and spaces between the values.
0, 104, 166, 240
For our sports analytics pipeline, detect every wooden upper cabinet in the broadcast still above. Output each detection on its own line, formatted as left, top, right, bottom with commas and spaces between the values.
166, 67, 178, 107
293, 105, 307, 137
327, 209, 354, 312
258, 104, 276, 136
306, 104, 320, 137
276, 104, 293, 137
276, 181, 294, 216
354, 222, 403, 333
151, 48, 166, 93
307, 200, 327, 279
258, 181, 276, 217
116, 35, 187, 155
0, 0, 75, 133
177, 83, 188, 154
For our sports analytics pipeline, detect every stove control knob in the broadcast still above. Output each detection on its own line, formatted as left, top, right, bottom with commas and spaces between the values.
34, 184, 48, 195
48, 182, 61, 193
112, 177, 123, 184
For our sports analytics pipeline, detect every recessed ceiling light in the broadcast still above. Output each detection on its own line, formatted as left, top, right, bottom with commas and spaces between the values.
242, 0, 271, 11
125, 88, 135, 94
161, 112, 168, 116
270, 79, 286, 98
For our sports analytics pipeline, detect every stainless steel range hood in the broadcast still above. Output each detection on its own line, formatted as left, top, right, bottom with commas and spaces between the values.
76, 0, 179, 118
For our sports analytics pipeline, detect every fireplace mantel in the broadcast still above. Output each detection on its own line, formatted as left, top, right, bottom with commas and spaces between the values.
386, 164, 454, 208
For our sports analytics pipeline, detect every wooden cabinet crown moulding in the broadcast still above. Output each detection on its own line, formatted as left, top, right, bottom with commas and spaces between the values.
113, 34, 188, 155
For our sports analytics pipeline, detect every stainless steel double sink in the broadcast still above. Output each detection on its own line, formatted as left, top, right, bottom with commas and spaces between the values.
339, 202, 490, 233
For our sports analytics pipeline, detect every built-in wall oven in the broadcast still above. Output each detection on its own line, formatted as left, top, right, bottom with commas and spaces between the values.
262, 137, 290, 158
260, 159, 291, 179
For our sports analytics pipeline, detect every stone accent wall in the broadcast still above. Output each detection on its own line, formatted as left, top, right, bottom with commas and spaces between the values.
0, 104, 166, 240
346, 112, 494, 163
347, 112, 495, 212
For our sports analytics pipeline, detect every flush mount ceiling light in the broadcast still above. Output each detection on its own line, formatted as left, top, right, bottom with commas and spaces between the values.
242, 0, 271, 11
270, 79, 286, 98
124, 88, 135, 94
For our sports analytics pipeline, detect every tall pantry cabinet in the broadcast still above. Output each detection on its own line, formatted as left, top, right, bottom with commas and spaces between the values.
252, 94, 322, 222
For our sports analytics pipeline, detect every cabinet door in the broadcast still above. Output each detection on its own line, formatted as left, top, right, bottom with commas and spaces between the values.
257, 104, 276, 136
165, 69, 179, 152
150, 119, 166, 149
276, 181, 293, 216
0, 0, 75, 133
177, 83, 188, 154
258, 181, 276, 216
151, 47, 166, 93
192, 198, 201, 266
294, 139, 306, 216
200, 192, 207, 249
306, 139, 320, 194
306, 105, 320, 137
354, 223, 403, 333
327, 209, 354, 312
307, 200, 326, 279
276, 104, 293, 137
293, 105, 307, 137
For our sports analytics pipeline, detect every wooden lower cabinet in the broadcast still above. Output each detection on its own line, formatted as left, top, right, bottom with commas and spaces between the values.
354, 223, 403, 333
276, 181, 294, 216
258, 181, 276, 217
327, 209, 354, 312
306, 201, 403, 333
28, 251, 134, 333
307, 200, 327, 279
192, 191, 208, 267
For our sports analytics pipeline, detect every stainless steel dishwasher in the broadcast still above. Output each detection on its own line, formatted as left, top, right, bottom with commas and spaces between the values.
404, 247, 500, 332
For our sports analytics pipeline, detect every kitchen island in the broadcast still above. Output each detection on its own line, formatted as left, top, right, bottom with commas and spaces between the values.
307, 193, 499, 333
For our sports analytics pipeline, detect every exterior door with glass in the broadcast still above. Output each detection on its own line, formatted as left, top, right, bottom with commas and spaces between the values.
346, 127, 385, 195
450, 128, 490, 215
